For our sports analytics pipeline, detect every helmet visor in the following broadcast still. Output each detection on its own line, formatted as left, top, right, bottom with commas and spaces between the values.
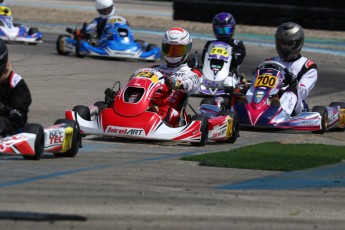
97, 5, 113, 16
162, 43, 191, 58
277, 39, 296, 49
214, 26, 234, 35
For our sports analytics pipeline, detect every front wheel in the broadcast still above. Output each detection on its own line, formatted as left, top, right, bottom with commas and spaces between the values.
75, 39, 86, 58
22, 123, 44, 160
53, 119, 80, 157
312, 106, 328, 134
190, 115, 208, 146
216, 111, 239, 143
56, 35, 71, 55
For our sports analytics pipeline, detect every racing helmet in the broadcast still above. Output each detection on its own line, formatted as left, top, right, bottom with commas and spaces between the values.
275, 22, 304, 61
161, 27, 192, 67
96, 0, 115, 19
212, 12, 236, 40
0, 38, 8, 77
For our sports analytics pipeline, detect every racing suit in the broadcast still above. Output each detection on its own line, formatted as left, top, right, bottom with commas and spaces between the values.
246, 55, 318, 116
139, 63, 201, 127
0, 71, 32, 136
201, 38, 246, 78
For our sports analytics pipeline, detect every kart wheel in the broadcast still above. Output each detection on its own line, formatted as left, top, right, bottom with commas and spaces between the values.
28, 27, 39, 35
75, 39, 86, 58
73, 105, 91, 121
312, 106, 328, 134
199, 98, 215, 107
53, 119, 81, 157
190, 115, 208, 146
94, 101, 108, 114
329, 102, 345, 108
56, 35, 71, 55
22, 123, 44, 160
216, 111, 239, 143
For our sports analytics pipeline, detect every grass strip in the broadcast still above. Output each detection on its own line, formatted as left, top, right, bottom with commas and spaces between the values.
182, 142, 345, 171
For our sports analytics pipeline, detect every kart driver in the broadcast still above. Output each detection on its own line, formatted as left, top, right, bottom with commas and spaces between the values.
83, 0, 118, 44
246, 22, 318, 116
0, 38, 32, 137
132, 27, 201, 127
200, 12, 246, 83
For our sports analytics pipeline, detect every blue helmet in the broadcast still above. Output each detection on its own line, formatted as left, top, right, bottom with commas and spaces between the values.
212, 12, 236, 40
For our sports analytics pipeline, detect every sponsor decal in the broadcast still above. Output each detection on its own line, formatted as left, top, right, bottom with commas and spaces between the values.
0, 135, 22, 152
49, 129, 64, 144
107, 126, 145, 136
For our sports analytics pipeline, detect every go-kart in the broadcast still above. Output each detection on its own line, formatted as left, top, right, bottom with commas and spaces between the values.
0, 5, 43, 44
233, 61, 345, 133
0, 119, 81, 160
56, 15, 161, 61
191, 41, 247, 110
65, 68, 239, 146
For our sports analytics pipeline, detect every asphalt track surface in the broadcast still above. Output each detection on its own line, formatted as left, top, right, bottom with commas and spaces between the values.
1, 2, 345, 230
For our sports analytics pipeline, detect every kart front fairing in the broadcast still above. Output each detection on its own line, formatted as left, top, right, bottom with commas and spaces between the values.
0, 6, 42, 43
198, 41, 234, 95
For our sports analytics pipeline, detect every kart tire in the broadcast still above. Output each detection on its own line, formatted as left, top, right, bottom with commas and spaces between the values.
216, 111, 239, 143
329, 102, 345, 109
22, 123, 44, 160
28, 27, 39, 35
75, 39, 86, 58
199, 98, 216, 107
190, 115, 208, 146
94, 101, 108, 114
28, 27, 39, 46
56, 35, 71, 55
73, 105, 91, 121
146, 43, 157, 52
53, 119, 80, 157
312, 106, 328, 134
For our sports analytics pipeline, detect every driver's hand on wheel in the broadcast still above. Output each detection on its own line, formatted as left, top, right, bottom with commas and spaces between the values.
165, 77, 183, 90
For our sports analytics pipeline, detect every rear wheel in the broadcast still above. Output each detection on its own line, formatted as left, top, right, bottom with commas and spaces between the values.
73, 105, 91, 121
329, 102, 345, 108
22, 123, 44, 160
190, 115, 208, 146
312, 106, 328, 134
56, 35, 71, 55
53, 119, 80, 157
94, 101, 108, 114
216, 111, 239, 143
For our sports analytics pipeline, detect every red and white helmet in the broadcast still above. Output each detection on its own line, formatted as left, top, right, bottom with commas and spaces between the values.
96, 0, 115, 19
161, 27, 192, 66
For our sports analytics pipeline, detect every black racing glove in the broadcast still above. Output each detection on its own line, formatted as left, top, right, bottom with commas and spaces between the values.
283, 69, 297, 86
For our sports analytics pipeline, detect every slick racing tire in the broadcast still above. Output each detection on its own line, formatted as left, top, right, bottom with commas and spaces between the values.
22, 123, 44, 160
216, 111, 239, 143
190, 115, 208, 146
73, 105, 91, 121
312, 106, 328, 134
53, 119, 81, 157
329, 102, 345, 109
28, 27, 39, 46
94, 101, 108, 114
199, 98, 215, 107
56, 35, 71, 55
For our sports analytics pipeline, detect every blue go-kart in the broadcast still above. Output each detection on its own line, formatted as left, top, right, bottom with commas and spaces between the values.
56, 15, 161, 62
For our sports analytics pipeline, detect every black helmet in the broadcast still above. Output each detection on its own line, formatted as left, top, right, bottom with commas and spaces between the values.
275, 22, 304, 61
0, 39, 8, 77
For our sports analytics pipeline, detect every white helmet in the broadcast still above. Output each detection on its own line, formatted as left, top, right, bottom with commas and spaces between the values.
96, 0, 115, 19
161, 27, 192, 66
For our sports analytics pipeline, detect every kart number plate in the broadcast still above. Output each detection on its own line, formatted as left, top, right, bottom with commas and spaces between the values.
254, 74, 277, 88
210, 47, 229, 57
135, 71, 159, 83
0, 6, 12, 16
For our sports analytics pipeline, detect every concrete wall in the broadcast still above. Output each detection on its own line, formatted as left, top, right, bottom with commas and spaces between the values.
173, 0, 345, 31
